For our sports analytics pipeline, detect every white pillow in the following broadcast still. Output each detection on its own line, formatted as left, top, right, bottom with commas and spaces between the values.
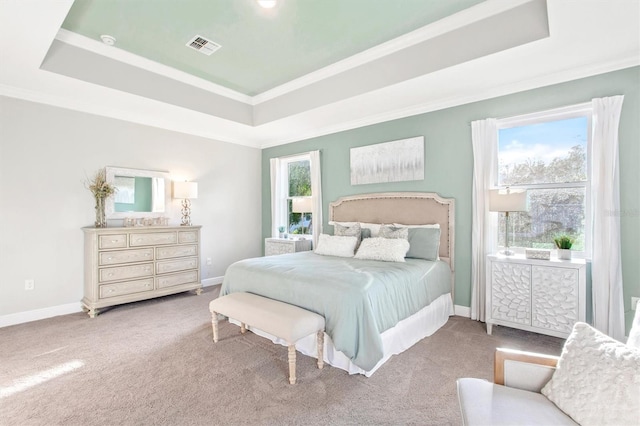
360, 222, 382, 237
541, 322, 640, 425
393, 223, 440, 229
354, 237, 410, 262
314, 234, 358, 258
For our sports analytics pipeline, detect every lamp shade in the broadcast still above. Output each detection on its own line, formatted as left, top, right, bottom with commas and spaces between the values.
292, 197, 313, 213
489, 189, 527, 212
173, 181, 198, 199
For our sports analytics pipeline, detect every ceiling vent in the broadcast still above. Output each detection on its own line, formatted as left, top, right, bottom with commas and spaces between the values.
186, 35, 221, 56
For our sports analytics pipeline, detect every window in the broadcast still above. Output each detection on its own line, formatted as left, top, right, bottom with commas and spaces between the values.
496, 104, 592, 256
281, 154, 312, 236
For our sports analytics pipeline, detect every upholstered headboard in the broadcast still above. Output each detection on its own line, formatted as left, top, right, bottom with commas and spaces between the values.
329, 192, 455, 273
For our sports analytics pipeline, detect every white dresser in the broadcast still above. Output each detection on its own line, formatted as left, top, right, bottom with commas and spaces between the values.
486, 254, 586, 338
82, 226, 202, 317
265, 238, 312, 256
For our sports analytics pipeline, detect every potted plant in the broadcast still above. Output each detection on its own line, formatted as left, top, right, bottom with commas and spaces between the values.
554, 234, 574, 260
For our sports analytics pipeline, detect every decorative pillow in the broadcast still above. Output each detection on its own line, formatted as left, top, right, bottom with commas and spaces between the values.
540, 322, 640, 426
330, 221, 381, 237
406, 227, 441, 260
314, 234, 358, 258
354, 238, 410, 262
334, 222, 362, 240
378, 225, 409, 240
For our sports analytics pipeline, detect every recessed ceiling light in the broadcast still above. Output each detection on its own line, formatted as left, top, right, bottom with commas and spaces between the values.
257, 0, 276, 9
100, 35, 116, 46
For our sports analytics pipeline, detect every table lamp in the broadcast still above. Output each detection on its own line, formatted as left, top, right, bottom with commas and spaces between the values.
173, 181, 198, 226
489, 188, 527, 256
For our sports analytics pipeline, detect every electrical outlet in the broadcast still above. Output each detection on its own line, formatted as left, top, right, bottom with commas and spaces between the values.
632, 297, 640, 310
25, 279, 34, 291
206, 258, 212, 266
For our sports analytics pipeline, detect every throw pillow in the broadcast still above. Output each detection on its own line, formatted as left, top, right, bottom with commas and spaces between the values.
406, 227, 441, 261
540, 322, 640, 425
378, 225, 409, 240
314, 234, 358, 258
334, 222, 362, 242
354, 237, 410, 262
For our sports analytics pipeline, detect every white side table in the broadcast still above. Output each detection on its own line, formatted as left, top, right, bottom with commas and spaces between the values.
486, 254, 586, 338
265, 238, 312, 256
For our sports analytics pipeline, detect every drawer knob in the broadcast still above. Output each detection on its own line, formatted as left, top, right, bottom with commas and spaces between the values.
107, 273, 113, 277
111, 240, 117, 243
108, 288, 114, 293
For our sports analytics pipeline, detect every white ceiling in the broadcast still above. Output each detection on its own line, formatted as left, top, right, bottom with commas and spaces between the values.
1, 0, 638, 149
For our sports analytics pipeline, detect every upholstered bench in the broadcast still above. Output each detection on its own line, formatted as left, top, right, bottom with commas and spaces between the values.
209, 292, 325, 384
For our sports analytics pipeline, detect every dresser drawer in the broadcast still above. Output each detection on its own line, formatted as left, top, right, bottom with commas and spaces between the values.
156, 271, 199, 289
156, 244, 198, 260
99, 278, 154, 299
99, 248, 154, 266
129, 232, 177, 247
178, 230, 198, 244
156, 258, 198, 274
99, 263, 154, 283
99, 234, 127, 249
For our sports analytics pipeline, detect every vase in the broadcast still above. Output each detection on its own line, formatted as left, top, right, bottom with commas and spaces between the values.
95, 197, 107, 228
557, 249, 572, 260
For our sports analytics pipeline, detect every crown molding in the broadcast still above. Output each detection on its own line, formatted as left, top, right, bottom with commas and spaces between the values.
55, 29, 253, 104
258, 55, 640, 149
0, 83, 262, 148
252, 0, 534, 104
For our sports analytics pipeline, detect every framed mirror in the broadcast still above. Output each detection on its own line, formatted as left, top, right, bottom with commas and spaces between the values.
105, 166, 170, 219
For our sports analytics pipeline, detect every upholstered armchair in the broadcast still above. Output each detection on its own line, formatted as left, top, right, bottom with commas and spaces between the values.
457, 301, 640, 425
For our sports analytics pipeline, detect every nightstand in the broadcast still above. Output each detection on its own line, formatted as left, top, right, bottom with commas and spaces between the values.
265, 238, 312, 256
486, 254, 586, 338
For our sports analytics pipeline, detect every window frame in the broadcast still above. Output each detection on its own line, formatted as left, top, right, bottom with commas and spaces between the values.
277, 153, 313, 238
495, 102, 593, 259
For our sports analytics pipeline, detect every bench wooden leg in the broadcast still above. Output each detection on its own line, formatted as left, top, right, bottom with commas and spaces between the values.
212, 311, 219, 343
317, 330, 324, 369
240, 323, 246, 334
288, 345, 296, 384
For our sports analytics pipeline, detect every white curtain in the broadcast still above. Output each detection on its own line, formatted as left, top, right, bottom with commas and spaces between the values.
269, 157, 286, 238
591, 95, 625, 341
309, 150, 323, 248
470, 118, 498, 321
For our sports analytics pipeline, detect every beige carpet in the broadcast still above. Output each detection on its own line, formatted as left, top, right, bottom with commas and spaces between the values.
0, 286, 563, 425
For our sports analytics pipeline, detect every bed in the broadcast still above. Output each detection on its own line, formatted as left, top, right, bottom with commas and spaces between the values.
220, 192, 455, 376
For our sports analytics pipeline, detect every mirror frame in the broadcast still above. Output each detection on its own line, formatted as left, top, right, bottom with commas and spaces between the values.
105, 166, 170, 219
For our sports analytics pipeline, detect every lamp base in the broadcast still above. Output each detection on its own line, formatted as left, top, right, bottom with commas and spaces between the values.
180, 199, 192, 226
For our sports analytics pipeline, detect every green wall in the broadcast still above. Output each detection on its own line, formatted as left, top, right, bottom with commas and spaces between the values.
262, 66, 640, 333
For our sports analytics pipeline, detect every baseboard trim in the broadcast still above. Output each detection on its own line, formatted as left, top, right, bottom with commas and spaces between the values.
454, 305, 471, 318
0, 302, 83, 328
0, 278, 225, 328
202, 276, 223, 287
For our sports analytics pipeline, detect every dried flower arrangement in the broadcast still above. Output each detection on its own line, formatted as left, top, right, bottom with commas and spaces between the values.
86, 168, 116, 199
86, 168, 116, 227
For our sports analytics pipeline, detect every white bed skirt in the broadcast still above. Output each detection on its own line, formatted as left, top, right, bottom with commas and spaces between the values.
230, 292, 454, 377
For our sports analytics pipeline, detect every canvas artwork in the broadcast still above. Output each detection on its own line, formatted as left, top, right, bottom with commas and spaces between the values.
350, 136, 424, 185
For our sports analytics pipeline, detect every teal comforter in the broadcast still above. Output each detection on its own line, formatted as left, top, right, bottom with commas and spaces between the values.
220, 251, 452, 371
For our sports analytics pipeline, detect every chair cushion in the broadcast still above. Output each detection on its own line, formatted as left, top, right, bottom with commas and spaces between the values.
456, 378, 578, 425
